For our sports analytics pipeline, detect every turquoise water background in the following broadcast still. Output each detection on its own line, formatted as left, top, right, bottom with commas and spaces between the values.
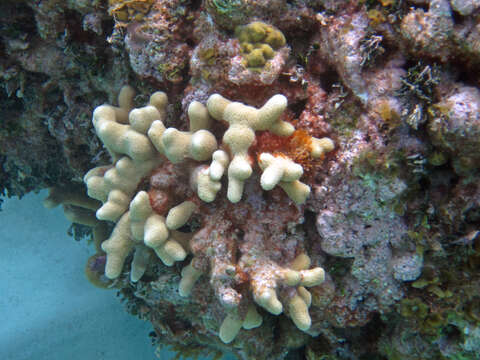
0, 191, 232, 360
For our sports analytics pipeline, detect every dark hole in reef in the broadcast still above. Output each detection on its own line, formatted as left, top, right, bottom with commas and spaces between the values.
91, 91, 111, 108
320, 68, 341, 94
371, 36, 395, 66
417, 176, 430, 193
44, 85, 64, 106
426, 165, 459, 198
359, 353, 387, 360
189, 0, 202, 11
0, 1, 37, 39
359, 313, 387, 358
136, 177, 150, 194
289, 98, 307, 119
304, 334, 333, 357
45, 152, 74, 181
270, 316, 282, 344
304, 209, 317, 225
102, 18, 115, 37
0, 155, 6, 183
76, 144, 90, 154
442, 324, 463, 343
455, 64, 480, 87
303, 209, 321, 252
429, 161, 454, 177
410, 2, 429, 11
235, 243, 242, 264
361, 245, 372, 260
148, 330, 158, 345
324, 255, 353, 279
64, 9, 95, 44
0, 39, 5, 60
0, 87, 24, 113
285, 347, 305, 360
235, 228, 245, 243
139, 274, 156, 282
177, 214, 202, 233
164, 309, 191, 334
180, 62, 191, 86
465, 206, 480, 224
465, 297, 480, 321
333, 313, 387, 359
74, 95, 90, 104
302, 0, 327, 12
451, 6, 467, 25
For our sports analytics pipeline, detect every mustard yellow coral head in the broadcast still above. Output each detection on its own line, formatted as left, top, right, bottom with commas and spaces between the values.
235, 21, 286, 68
264, 28, 286, 49
259, 44, 275, 59
245, 21, 268, 42
235, 22, 286, 48
246, 48, 267, 67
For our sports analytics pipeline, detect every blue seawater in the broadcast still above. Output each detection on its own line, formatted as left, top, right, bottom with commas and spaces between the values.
0, 191, 232, 360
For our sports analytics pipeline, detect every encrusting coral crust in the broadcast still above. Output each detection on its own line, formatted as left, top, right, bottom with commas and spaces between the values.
83, 86, 334, 343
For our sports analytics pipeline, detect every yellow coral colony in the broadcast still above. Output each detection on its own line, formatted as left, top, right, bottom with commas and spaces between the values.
235, 21, 287, 68
83, 86, 334, 341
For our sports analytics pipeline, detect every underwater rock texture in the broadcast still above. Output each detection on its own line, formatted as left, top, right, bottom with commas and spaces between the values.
2, 0, 480, 359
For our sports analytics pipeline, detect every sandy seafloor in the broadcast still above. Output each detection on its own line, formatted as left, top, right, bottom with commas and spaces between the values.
0, 191, 234, 360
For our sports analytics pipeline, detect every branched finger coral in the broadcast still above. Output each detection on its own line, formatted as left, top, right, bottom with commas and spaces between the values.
83, 86, 334, 342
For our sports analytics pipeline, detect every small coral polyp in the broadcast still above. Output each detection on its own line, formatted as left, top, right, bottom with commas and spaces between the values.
84, 86, 334, 342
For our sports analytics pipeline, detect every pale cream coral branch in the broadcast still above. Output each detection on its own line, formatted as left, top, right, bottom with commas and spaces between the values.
206, 93, 294, 202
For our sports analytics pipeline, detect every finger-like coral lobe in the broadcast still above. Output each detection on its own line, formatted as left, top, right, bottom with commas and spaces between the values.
84, 86, 334, 342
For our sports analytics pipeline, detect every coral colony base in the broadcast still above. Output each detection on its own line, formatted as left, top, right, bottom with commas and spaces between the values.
46, 86, 334, 344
